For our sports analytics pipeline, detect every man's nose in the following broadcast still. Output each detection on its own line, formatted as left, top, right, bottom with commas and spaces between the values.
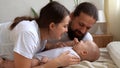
80, 27, 87, 34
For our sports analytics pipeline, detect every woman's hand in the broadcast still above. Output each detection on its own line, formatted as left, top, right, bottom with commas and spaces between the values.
0, 57, 4, 68
3, 60, 14, 68
55, 51, 80, 67
0, 58, 14, 68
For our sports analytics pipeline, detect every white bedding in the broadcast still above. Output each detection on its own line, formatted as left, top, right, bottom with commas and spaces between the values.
107, 41, 120, 68
65, 48, 118, 68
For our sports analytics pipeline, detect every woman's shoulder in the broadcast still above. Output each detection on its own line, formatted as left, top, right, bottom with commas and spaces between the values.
18, 20, 37, 27
14, 20, 38, 32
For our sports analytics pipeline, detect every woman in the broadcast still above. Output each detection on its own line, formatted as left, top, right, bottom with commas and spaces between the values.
0, 1, 80, 68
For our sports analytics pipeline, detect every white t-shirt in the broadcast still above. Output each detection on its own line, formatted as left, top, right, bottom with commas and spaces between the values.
35, 47, 80, 60
0, 20, 47, 60
48, 32, 93, 43
82, 32, 93, 41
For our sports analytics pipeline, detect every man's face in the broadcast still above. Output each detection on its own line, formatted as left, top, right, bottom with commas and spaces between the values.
68, 12, 96, 41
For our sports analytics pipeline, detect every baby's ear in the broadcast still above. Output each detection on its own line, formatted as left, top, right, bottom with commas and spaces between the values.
81, 51, 88, 56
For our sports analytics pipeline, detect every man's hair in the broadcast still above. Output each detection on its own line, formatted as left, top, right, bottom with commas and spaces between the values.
73, 2, 98, 21
85, 41, 100, 62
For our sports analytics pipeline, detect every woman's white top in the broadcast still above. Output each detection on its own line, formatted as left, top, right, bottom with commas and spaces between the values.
0, 20, 47, 60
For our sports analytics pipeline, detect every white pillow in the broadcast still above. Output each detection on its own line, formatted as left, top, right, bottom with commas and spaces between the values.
107, 41, 120, 68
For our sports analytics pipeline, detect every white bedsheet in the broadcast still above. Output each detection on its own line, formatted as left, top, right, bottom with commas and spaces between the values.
107, 41, 120, 68
65, 48, 118, 68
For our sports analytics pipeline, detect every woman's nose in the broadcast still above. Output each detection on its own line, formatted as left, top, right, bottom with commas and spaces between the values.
65, 27, 68, 32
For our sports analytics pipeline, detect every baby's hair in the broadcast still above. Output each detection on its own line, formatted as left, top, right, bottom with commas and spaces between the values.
85, 41, 100, 62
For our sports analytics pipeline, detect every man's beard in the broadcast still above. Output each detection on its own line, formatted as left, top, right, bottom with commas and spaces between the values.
67, 27, 86, 41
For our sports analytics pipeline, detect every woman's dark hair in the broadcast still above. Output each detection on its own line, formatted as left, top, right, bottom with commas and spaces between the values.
10, 1, 70, 30
73, 2, 98, 21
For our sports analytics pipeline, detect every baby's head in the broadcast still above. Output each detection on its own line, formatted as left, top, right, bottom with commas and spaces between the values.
72, 40, 100, 62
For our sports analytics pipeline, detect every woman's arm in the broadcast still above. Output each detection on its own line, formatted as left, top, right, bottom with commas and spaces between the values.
14, 52, 32, 68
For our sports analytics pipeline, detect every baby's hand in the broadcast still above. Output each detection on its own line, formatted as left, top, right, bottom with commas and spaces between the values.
73, 38, 79, 44
56, 42, 67, 48
40, 56, 49, 64
67, 38, 79, 47
32, 56, 49, 67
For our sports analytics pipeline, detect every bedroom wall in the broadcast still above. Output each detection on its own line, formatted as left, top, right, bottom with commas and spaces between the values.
0, 0, 103, 22
105, 0, 120, 41
0, 0, 49, 23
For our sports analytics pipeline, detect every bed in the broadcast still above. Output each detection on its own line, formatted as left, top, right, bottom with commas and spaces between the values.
0, 23, 120, 68
65, 41, 120, 68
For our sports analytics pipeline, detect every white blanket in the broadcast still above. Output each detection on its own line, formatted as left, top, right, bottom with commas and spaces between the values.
65, 48, 118, 68
107, 41, 120, 68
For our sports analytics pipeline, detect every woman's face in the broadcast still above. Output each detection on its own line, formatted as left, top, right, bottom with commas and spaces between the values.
51, 15, 70, 40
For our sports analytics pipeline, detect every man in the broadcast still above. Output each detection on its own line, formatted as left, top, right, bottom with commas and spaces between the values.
62, 2, 98, 41
46, 2, 98, 49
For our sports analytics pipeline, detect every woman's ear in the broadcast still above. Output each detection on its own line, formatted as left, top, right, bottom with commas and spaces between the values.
49, 22, 55, 30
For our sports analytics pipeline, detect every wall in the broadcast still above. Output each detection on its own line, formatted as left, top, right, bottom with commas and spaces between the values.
0, 0, 104, 22
105, 0, 120, 41
54, 0, 104, 11
0, 0, 49, 22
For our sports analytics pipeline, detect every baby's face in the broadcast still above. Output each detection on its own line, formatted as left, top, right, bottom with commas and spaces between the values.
73, 41, 94, 54
73, 41, 88, 54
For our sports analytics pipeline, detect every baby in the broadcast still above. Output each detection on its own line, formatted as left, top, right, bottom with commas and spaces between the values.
32, 40, 100, 66
0, 40, 100, 67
